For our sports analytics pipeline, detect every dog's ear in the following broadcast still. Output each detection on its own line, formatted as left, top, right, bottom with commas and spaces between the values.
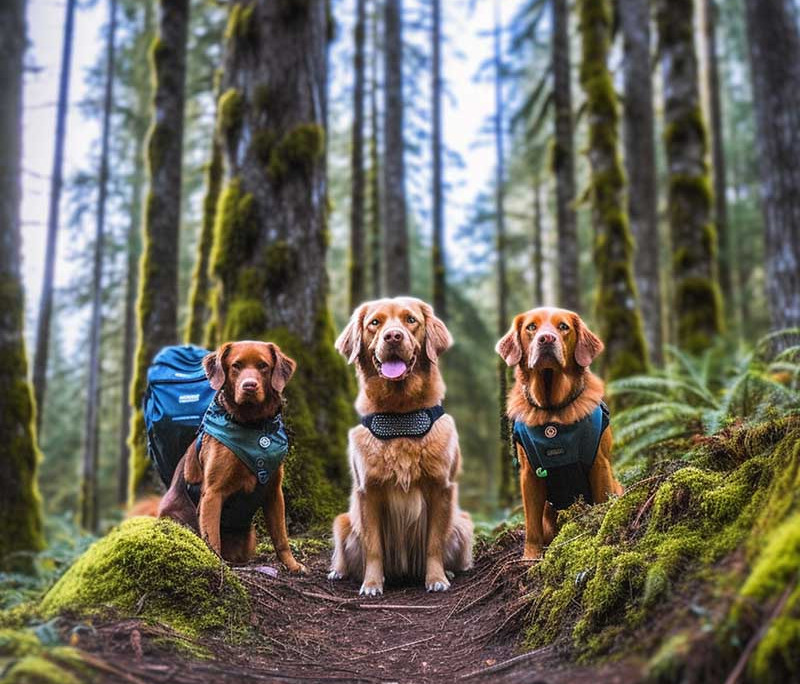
573, 315, 604, 367
269, 344, 297, 393
496, 316, 524, 366
204, 342, 232, 390
420, 302, 453, 362
335, 303, 369, 364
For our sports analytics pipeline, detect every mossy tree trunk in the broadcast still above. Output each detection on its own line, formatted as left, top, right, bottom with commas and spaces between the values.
186, 132, 223, 346
620, 0, 663, 366
349, 0, 367, 311
551, 0, 580, 312
210, 0, 354, 529
743, 0, 800, 338
32, 0, 77, 433
655, 0, 724, 354
128, 0, 190, 502
382, 0, 410, 295
531, 175, 544, 304
118, 0, 153, 505
0, 0, 44, 571
431, 0, 446, 318
368, 0, 382, 299
578, 0, 649, 380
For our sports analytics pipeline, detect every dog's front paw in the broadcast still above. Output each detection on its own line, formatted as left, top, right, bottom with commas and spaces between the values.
425, 574, 451, 592
285, 560, 308, 574
522, 545, 543, 561
327, 569, 344, 581
359, 579, 384, 597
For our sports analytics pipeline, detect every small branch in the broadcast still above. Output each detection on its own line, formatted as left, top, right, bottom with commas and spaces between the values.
357, 603, 440, 611
458, 646, 553, 679
349, 634, 436, 660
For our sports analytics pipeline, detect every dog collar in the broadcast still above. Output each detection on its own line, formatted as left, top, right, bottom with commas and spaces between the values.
361, 405, 445, 440
523, 379, 586, 411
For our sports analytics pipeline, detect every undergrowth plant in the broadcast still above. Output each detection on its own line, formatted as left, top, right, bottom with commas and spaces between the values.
608, 329, 800, 467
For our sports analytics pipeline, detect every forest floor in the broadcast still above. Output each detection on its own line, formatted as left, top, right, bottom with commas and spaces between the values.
56, 529, 645, 684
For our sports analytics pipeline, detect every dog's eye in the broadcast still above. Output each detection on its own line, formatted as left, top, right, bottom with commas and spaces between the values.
370, 318, 380, 326
257, 361, 268, 370
407, 316, 416, 324
231, 361, 242, 371
526, 323, 537, 332
558, 322, 570, 331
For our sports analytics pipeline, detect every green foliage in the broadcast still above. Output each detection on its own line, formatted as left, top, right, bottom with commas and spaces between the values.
609, 331, 800, 465
40, 518, 248, 638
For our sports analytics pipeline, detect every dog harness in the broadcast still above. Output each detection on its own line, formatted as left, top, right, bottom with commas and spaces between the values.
513, 402, 610, 511
187, 399, 290, 531
361, 405, 446, 440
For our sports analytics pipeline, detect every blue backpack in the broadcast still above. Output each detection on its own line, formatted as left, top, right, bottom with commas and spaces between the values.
143, 345, 216, 488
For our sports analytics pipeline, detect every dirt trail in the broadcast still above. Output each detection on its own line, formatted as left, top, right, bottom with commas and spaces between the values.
66, 530, 643, 683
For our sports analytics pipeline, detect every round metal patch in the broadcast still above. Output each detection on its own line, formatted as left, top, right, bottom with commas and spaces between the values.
258, 435, 272, 449
544, 425, 558, 439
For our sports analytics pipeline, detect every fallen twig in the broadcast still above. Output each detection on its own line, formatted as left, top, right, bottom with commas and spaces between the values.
349, 634, 436, 660
457, 646, 553, 680
357, 603, 440, 611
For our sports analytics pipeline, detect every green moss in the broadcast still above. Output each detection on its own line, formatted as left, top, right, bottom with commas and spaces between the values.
267, 124, 325, 182
1, 655, 81, 684
224, 2, 256, 43
210, 178, 258, 287
217, 88, 244, 138
40, 518, 249, 638
645, 632, 691, 683
0, 629, 40, 658
675, 278, 725, 355
223, 299, 267, 340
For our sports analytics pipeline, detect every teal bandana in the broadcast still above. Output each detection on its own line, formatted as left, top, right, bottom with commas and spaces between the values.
200, 399, 289, 485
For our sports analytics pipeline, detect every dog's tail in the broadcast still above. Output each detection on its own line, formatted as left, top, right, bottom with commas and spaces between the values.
126, 495, 162, 518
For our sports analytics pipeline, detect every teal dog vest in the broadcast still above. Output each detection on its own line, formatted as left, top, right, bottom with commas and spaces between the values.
513, 402, 610, 511
188, 399, 290, 531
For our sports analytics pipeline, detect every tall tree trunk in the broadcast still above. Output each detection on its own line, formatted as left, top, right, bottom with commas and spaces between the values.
210, 0, 353, 528
578, 0, 649, 379
551, 0, 579, 311
704, 0, 734, 325
349, 0, 367, 311
0, 0, 44, 571
743, 0, 800, 336
82, 0, 119, 534
369, 0, 382, 299
494, 0, 513, 508
32, 0, 77, 432
118, 0, 153, 506
186, 133, 222, 346
532, 175, 544, 304
128, 0, 189, 502
620, 0, 663, 365
382, 0, 410, 295
656, 0, 724, 354
431, 0, 446, 318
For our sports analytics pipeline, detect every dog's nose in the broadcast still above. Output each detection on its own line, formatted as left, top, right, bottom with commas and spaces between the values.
538, 333, 556, 346
383, 328, 405, 344
241, 378, 259, 393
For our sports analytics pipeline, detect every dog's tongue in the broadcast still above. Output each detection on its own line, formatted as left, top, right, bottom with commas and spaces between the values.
380, 359, 408, 379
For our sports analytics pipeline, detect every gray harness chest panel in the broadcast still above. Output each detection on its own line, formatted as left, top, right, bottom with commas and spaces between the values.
361, 405, 445, 440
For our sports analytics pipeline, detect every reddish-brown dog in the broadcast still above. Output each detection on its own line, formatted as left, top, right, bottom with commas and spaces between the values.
158, 340, 305, 571
496, 307, 623, 560
329, 297, 473, 596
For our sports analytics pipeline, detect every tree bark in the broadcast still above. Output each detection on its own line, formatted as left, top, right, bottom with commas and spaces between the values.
743, 0, 800, 336
431, 0, 446, 318
656, 0, 724, 354
128, 0, 189, 502
0, 0, 44, 571
551, 0, 579, 311
620, 0, 663, 365
369, 0, 382, 299
532, 176, 544, 304
704, 0, 734, 324
494, 0, 514, 508
349, 0, 367, 311
82, 0, 119, 534
382, 0, 410, 295
32, 0, 77, 433
210, 0, 354, 528
578, 0, 649, 379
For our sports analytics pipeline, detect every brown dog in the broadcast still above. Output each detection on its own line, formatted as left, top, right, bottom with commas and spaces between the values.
158, 340, 305, 571
496, 307, 623, 560
329, 297, 473, 596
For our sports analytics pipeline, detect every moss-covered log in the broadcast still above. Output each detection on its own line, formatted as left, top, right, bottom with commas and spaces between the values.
207, 0, 354, 530
128, 0, 190, 502
656, 0, 724, 353
577, 0, 648, 380
185, 131, 223, 345
0, 0, 44, 572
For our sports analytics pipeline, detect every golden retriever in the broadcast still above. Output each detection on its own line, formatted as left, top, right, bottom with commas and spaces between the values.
496, 307, 623, 559
329, 297, 473, 595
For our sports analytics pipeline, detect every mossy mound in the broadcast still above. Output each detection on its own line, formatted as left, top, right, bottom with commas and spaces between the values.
0, 630, 87, 684
521, 416, 800, 675
40, 518, 249, 638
